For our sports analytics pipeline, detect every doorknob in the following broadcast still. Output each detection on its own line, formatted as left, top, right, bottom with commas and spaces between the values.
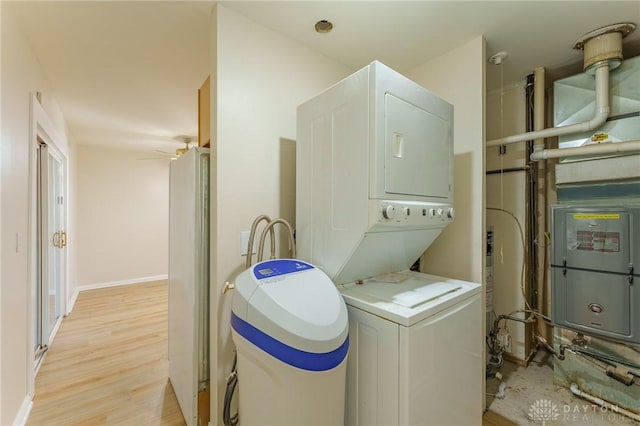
52, 231, 67, 248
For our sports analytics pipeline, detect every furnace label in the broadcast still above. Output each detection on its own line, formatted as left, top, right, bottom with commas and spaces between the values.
570, 230, 621, 253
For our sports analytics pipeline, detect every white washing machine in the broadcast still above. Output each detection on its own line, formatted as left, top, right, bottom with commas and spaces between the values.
339, 271, 482, 426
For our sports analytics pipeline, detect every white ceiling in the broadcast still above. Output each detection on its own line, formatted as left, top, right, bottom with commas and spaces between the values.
7, 1, 213, 154
7, 1, 640, 154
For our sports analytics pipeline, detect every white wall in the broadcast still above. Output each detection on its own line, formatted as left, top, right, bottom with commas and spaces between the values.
211, 5, 352, 423
75, 145, 169, 290
1, 4, 74, 424
486, 82, 529, 361
486, 83, 527, 171
406, 36, 486, 285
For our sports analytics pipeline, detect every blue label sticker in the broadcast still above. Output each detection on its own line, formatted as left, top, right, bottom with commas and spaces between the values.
253, 259, 314, 280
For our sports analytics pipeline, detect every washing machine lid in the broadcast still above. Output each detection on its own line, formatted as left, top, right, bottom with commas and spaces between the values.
231, 259, 349, 370
339, 270, 481, 327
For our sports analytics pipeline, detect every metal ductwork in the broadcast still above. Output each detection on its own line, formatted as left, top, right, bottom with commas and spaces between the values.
487, 22, 638, 162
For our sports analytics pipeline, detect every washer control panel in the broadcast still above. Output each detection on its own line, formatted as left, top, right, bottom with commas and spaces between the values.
373, 200, 454, 228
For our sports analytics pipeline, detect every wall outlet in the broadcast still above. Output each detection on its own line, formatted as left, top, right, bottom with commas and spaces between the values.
496, 328, 512, 353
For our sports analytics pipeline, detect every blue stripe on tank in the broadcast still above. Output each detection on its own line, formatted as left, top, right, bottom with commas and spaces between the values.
231, 311, 348, 372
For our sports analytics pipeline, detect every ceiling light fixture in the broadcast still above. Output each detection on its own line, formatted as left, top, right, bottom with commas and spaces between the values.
488, 51, 508, 65
315, 20, 333, 33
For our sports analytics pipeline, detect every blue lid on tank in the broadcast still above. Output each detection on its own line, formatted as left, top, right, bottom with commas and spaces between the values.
253, 259, 314, 280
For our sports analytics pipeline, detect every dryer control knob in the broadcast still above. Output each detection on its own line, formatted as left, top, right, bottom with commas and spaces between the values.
447, 208, 455, 219
383, 205, 396, 219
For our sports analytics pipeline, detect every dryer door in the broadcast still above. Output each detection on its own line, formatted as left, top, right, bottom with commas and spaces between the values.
384, 93, 452, 199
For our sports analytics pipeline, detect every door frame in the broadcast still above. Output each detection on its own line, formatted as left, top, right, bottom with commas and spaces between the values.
27, 93, 69, 397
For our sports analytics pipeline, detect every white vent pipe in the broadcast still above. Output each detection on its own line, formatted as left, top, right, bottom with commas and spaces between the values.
531, 139, 640, 161
485, 64, 610, 149
526, 61, 640, 161
570, 383, 640, 422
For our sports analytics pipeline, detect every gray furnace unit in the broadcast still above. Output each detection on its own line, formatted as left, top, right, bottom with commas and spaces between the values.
551, 205, 640, 344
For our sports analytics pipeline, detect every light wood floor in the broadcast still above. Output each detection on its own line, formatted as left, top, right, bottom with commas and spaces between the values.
28, 281, 186, 426
29, 280, 515, 426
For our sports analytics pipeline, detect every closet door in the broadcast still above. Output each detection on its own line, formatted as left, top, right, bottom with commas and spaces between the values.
35, 141, 66, 367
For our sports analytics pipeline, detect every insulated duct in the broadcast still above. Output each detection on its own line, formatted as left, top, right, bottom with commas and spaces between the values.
486, 23, 637, 161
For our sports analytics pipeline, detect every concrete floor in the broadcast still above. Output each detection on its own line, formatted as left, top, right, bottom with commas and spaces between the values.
486, 350, 639, 425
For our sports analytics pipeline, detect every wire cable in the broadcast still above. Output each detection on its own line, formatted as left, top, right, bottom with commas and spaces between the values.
486, 207, 529, 310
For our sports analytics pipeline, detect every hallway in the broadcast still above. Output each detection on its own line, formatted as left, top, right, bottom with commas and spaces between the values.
28, 281, 185, 425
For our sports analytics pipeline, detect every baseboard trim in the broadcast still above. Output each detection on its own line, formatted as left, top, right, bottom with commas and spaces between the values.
69, 275, 168, 312
14, 394, 33, 426
68, 287, 80, 314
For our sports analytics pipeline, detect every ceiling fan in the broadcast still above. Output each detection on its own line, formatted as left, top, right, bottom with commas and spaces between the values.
172, 136, 195, 158
137, 135, 196, 161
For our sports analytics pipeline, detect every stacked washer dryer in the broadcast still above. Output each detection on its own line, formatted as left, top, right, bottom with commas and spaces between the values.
296, 61, 482, 425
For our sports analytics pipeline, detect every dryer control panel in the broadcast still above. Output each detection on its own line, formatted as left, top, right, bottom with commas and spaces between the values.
371, 200, 454, 229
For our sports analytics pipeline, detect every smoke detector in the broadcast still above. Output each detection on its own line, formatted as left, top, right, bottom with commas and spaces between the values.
573, 23, 636, 73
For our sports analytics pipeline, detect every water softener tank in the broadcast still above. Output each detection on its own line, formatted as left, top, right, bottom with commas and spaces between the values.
231, 259, 349, 426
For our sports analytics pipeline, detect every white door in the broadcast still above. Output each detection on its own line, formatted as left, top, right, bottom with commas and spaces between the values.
35, 140, 67, 366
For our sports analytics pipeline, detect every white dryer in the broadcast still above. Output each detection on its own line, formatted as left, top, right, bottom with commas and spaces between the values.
339, 271, 482, 425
